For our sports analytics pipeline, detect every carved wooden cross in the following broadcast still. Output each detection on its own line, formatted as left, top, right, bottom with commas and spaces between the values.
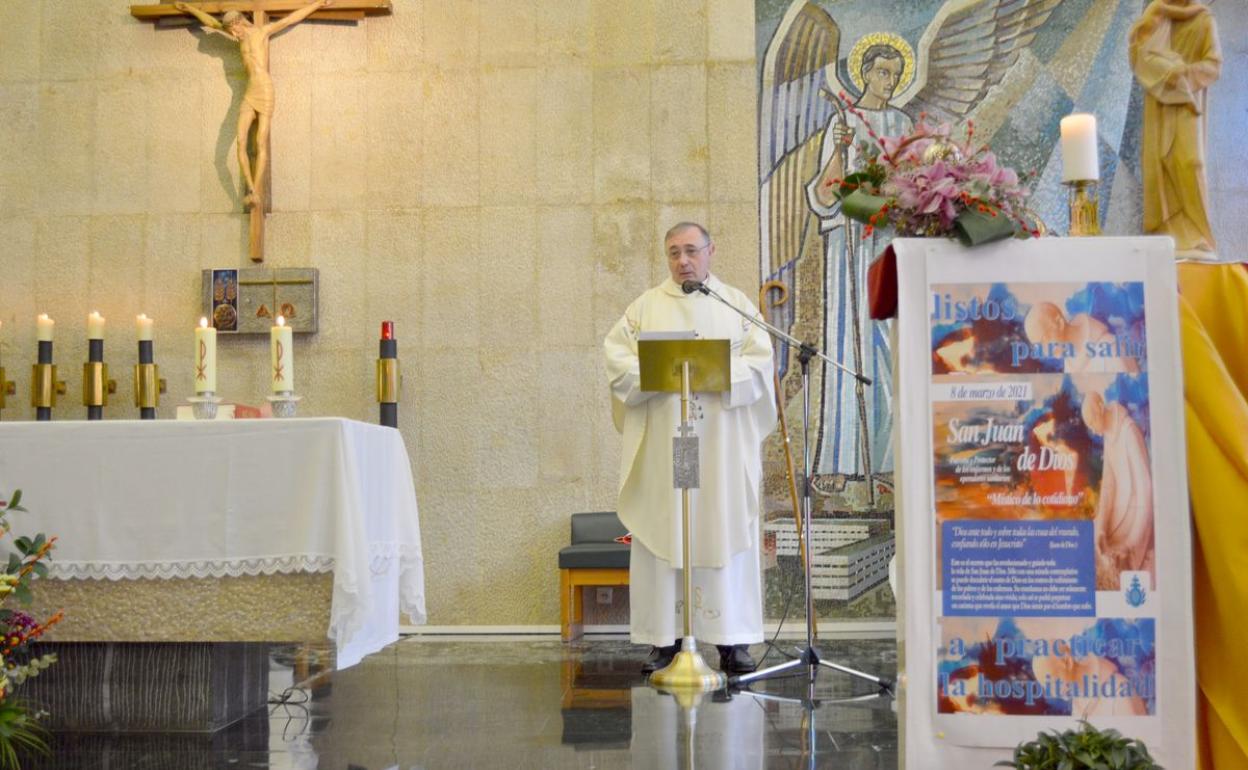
130, 1, 392, 263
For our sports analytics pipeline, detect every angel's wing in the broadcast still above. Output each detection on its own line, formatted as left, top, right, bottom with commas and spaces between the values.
759, 1, 844, 282
894, 0, 1064, 121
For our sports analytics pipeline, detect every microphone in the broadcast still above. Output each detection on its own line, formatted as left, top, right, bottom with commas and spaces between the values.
681, 280, 707, 295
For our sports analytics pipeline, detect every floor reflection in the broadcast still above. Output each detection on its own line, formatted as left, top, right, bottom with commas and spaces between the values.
30, 637, 898, 769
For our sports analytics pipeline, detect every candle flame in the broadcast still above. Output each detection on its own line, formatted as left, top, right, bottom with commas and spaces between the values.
277, 316, 286, 327
38, 314, 49, 322
199, 317, 209, 328
138, 313, 148, 320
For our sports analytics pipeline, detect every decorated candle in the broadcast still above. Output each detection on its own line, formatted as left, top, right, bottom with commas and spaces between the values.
271, 316, 293, 393
136, 314, 153, 342
194, 317, 217, 394
36, 314, 54, 342
1060, 113, 1099, 182
87, 311, 105, 340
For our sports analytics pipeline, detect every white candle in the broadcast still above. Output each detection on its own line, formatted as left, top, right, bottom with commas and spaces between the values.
87, 311, 105, 340
1060, 113, 1099, 182
136, 314, 153, 342
36, 314, 54, 342
194, 317, 217, 394
270, 316, 293, 393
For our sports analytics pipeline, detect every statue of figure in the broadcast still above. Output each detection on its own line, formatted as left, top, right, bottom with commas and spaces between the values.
175, 1, 333, 209
1129, 0, 1222, 259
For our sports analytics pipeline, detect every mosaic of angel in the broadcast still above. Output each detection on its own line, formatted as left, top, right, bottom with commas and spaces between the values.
759, 0, 1064, 506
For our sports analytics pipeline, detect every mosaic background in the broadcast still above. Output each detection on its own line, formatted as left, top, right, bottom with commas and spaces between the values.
755, 0, 1247, 623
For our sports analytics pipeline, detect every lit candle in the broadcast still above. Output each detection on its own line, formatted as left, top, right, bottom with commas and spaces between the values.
271, 316, 294, 393
1060, 113, 1099, 182
36, 314, 54, 342
87, 311, 105, 340
136, 314, 153, 342
194, 317, 217, 394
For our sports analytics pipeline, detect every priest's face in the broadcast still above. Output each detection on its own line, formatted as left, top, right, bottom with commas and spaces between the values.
665, 227, 714, 284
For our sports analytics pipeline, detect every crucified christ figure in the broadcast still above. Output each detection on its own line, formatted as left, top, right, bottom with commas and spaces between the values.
176, 0, 333, 209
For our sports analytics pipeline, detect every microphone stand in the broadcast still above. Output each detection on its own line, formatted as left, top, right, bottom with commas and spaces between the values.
681, 280, 891, 693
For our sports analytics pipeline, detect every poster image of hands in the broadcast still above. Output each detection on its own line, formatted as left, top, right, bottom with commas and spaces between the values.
937, 617, 1156, 718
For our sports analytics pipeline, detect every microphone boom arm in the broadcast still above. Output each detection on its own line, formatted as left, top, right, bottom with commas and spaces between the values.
691, 283, 871, 386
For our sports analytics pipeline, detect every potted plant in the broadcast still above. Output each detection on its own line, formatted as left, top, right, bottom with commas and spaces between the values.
997, 721, 1163, 770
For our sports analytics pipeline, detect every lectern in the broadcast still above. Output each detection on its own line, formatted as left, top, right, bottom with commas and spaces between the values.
638, 336, 730, 692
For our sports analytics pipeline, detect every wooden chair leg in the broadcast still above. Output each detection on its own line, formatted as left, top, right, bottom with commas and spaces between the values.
561, 569, 586, 642
560, 569, 573, 641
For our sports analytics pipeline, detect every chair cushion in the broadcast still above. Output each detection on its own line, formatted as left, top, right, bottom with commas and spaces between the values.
558, 543, 630, 570
569, 511, 628, 544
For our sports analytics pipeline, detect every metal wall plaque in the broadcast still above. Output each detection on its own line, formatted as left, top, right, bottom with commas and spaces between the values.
673, 434, 700, 489
202, 268, 318, 335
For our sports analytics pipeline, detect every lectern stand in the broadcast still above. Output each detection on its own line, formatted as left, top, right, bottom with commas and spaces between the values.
639, 337, 729, 692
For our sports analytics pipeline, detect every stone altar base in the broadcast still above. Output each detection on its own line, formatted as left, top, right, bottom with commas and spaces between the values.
16, 573, 333, 734
23, 642, 271, 733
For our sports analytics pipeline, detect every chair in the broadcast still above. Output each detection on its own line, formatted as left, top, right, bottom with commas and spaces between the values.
558, 512, 630, 642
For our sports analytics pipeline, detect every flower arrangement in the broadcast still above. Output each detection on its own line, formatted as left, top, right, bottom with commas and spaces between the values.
826, 93, 1040, 246
0, 490, 63, 769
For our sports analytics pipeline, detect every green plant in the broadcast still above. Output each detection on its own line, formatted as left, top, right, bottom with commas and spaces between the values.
997, 721, 1162, 770
0, 490, 62, 769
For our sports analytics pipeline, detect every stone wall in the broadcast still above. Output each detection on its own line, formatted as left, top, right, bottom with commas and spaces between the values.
0, 0, 757, 626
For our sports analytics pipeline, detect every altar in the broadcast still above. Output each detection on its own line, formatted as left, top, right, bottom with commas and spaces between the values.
0, 418, 425, 731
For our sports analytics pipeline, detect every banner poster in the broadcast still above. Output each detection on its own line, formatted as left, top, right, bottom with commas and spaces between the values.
895, 238, 1194, 769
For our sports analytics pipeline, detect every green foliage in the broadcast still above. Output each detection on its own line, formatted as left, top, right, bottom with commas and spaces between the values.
0, 489, 59, 769
996, 721, 1163, 770
0, 701, 48, 770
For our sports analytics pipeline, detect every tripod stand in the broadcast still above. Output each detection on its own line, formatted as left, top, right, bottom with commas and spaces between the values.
680, 280, 892, 693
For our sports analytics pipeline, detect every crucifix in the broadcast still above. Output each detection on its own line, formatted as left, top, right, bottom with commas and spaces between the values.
130, 1, 392, 263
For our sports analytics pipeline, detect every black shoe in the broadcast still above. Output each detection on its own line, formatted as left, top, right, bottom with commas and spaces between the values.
641, 643, 680, 674
716, 644, 756, 674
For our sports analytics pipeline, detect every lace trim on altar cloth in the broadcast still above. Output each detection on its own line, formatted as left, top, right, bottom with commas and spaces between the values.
47, 542, 423, 582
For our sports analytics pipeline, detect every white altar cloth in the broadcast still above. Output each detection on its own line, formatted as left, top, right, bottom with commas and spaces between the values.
0, 418, 425, 669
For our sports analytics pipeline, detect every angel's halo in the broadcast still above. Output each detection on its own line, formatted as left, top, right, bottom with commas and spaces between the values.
848, 31, 917, 96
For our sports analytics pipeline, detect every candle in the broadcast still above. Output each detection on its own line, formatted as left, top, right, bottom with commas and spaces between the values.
271, 315, 293, 393
36, 314, 54, 342
87, 311, 105, 340
1060, 113, 1099, 182
194, 317, 217, 394
136, 314, 153, 342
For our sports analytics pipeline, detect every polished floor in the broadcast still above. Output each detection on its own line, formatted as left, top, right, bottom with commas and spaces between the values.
35, 636, 898, 769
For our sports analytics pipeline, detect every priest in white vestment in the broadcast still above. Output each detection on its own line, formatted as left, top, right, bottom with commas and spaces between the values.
604, 222, 777, 675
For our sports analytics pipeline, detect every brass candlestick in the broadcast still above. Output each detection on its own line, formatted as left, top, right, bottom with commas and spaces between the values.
83, 338, 117, 419
82, 362, 118, 412
0, 369, 15, 417
133, 363, 166, 412
31, 364, 66, 413
134, 339, 164, 419
1065, 179, 1101, 236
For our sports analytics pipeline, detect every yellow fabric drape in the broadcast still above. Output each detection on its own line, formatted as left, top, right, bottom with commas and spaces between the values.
1129, 4, 1222, 255
1178, 263, 1248, 770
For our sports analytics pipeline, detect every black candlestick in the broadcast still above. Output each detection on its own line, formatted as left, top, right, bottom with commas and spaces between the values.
138, 340, 155, 420
37, 340, 52, 421
87, 339, 104, 420
378, 321, 398, 428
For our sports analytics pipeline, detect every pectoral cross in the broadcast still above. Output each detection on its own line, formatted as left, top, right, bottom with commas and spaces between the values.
130, 1, 392, 263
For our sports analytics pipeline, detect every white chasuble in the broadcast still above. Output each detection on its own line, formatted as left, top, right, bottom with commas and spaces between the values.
604, 275, 776, 645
